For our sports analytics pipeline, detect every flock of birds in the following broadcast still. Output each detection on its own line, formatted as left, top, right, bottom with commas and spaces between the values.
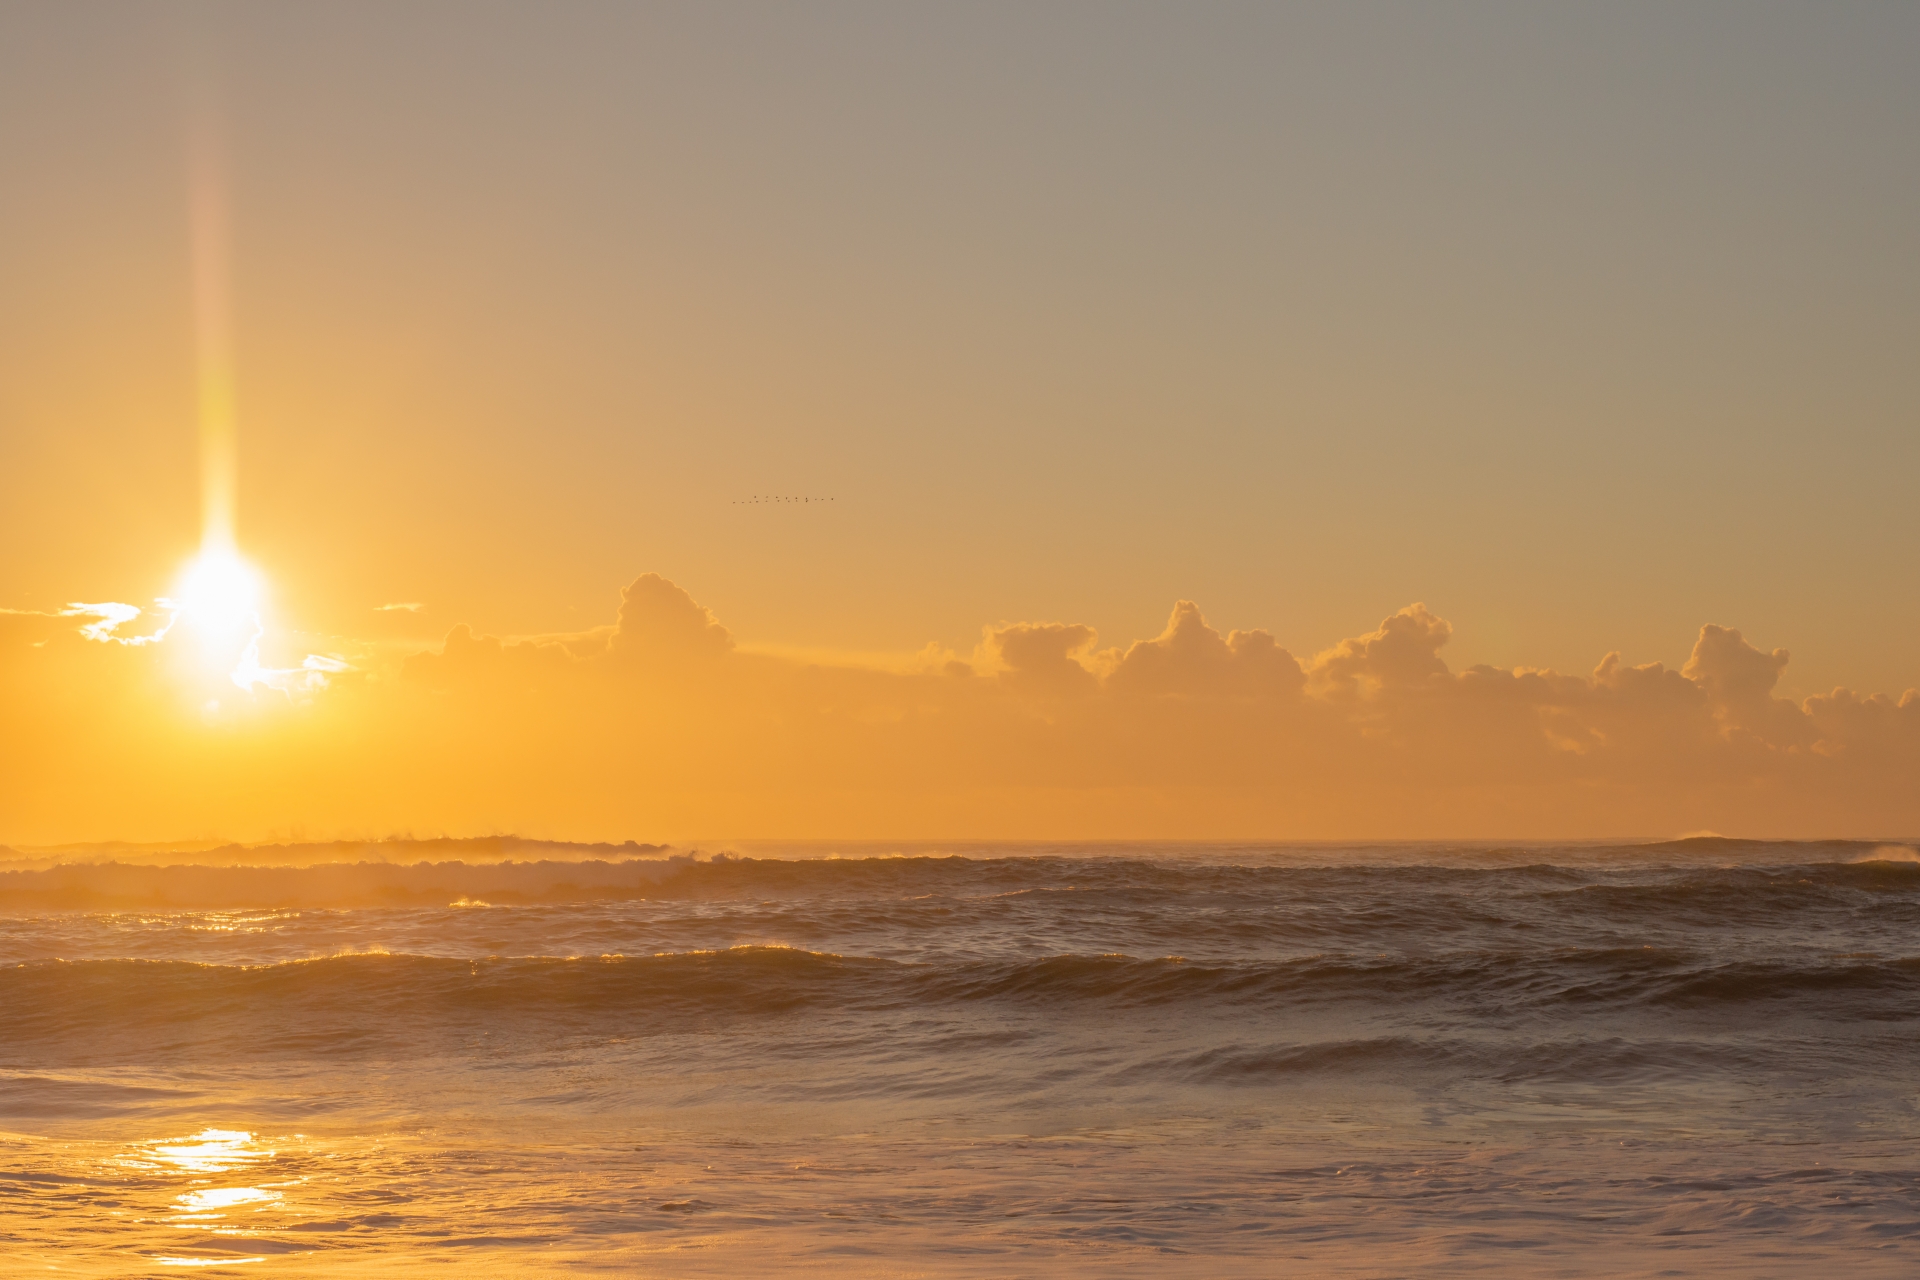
732, 496, 836, 505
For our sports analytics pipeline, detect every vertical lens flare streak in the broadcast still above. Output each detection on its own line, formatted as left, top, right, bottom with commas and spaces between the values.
45, 71, 350, 702
177, 91, 346, 698
190, 113, 237, 560
181, 99, 265, 697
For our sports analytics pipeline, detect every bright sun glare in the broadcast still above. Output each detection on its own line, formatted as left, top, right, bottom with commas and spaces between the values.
150, 548, 343, 697
171, 548, 262, 636
164, 549, 272, 693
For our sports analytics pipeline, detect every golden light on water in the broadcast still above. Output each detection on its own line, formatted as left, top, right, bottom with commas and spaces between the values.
178, 1185, 282, 1212
147, 1126, 264, 1175
117, 1127, 289, 1269
154, 1261, 269, 1271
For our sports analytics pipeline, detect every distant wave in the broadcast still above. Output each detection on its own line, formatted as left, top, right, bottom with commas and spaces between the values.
0, 857, 705, 911
4, 841, 1920, 911
8, 946, 1919, 1057
1637, 835, 1918, 857
0, 835, 673, 871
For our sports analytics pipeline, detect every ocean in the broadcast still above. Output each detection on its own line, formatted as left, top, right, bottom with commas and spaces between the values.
3, 838, 1919, 1276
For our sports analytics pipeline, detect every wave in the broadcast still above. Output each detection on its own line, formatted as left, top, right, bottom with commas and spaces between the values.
7, 833, 1914, 868
5, 845, 1920, 911
0, 836, 674, 872
0, 857, 707, 910
7, 946, 1919, 1054
1637, 835, 1904, 855
1117, 1034, 1765, 1087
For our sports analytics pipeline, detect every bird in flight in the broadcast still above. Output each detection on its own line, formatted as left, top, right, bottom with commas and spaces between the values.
732, 495, 837, 504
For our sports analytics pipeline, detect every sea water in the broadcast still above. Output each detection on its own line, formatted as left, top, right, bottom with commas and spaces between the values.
3, 839, 1918, 1275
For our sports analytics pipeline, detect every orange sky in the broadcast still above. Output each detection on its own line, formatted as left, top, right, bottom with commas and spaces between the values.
3, 5, 1918, 843
4, 574, 1916, 844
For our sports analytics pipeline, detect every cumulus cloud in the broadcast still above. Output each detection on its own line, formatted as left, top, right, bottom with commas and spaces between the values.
402, 622, 576, 688
977, 622, 1100, 694
1308, 603, 1452, 695
1681, 624, 1809, 742
1103, 601, 1304, 699
610, 573, 734, 660
4, 573, 1919, 841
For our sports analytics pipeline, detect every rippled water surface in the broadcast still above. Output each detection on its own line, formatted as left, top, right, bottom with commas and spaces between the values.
4, 839, 1919, 1275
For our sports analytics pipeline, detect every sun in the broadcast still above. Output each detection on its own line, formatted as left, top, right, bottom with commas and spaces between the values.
159, 546, 272, 693
159, 547, 338, 699
172, 547, 263, 634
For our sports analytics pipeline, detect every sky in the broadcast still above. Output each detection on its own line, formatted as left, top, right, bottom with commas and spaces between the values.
2, 3, 1917, 843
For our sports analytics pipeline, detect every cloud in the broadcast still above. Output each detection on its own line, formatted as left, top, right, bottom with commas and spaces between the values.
1104, 601, 1305, 699
402, 622, 577, 689
1, 604, 173, 649
1681, 623, 1808, 742
376, 602, 426, 613
62, 602, 148, 643
609, 573, 734, 660
1308, 603, 1452, 694
977, 622, 1100, 694
5, 573, 1920, 841
0, 608, 78, 650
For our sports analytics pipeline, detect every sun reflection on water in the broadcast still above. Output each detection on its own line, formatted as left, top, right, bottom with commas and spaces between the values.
176, 1183, 283, 1216
154, 1256, 269, 1269
147, 1126, 267, 1175
117, 1127, 301, 1269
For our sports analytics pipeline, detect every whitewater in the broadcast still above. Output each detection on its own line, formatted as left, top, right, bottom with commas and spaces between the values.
4, 839, 1919, 1276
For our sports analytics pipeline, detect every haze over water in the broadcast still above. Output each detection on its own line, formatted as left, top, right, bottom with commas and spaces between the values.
4, 838, 1919, 1274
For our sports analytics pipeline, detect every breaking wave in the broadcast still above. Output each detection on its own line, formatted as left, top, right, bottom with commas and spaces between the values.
2, 839, 1918, 911
9, 945, 1920, 1058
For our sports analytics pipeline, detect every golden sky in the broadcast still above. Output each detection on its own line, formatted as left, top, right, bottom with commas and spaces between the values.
2, 5, 1917, 843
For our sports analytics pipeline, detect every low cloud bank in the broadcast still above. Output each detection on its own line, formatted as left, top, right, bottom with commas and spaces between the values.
4, 575, 1917, 841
